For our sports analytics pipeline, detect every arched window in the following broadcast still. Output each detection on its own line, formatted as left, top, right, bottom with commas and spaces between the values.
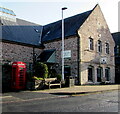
105, 43, 109, 54
98, 40, 102, 53
89, 37, 94, 50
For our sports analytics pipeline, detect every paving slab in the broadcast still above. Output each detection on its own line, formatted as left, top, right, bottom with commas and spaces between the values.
32, 84, 119, 95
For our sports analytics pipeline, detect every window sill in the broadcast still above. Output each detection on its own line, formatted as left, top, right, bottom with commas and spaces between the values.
97, 51, 102, 54
84, 49, 94, 52
105, 53, 110, 55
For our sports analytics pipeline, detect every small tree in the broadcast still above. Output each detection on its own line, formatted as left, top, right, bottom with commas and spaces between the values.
34, 62, 48, 79
56, 74, 62, 81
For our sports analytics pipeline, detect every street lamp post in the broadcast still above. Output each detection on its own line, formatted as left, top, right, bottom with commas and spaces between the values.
61, 7, 67, 81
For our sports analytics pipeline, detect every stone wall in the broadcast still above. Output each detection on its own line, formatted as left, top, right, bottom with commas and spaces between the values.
2, 42, 43, 90
78, 5, 115, 84
1, 5, 115, 85
2, 42, 42, 64
44, 36, 78, 79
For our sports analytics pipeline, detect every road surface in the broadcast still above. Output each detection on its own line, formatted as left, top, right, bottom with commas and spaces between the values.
2, 90, 119, 112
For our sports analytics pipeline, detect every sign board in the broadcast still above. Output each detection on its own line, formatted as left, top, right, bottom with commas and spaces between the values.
61, 50, 71, 58
100, 57, 107, 64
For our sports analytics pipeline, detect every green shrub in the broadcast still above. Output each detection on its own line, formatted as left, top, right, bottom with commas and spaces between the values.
34, 62, 48, 79
48, 69, 57, 78
56, 74, 62, 81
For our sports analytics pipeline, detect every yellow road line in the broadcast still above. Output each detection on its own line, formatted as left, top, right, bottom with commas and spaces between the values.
0, 96, 12, 99
1, 95, 69, 104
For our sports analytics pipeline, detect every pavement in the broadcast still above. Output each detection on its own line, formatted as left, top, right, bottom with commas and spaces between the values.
2, 84, 119, 105
31, 84, 119, 95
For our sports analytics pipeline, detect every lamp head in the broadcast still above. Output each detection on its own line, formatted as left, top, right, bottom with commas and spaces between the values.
62, 7, 67, 10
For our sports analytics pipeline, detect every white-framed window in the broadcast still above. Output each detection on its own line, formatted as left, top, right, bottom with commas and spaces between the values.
89, 37, 94, 50
98, 40, 102, 53
105, 43, 109, 54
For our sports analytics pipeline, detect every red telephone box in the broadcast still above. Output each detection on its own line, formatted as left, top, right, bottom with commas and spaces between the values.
11, 62, 26, 90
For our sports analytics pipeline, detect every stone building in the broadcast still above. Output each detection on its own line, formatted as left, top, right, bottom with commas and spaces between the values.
1, 4, 115, 85
112, 32, 120, 84
0, 7, 43, 70
41, 4, 115, 84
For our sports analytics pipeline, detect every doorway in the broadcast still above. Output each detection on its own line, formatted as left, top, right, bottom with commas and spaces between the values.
64, 65, 71, 79
88, 66, 93, 82
97, 67, 103, 82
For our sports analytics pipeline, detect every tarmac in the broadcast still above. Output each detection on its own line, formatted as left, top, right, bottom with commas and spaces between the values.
1, 84, 119, 104
32, 84, 120, 95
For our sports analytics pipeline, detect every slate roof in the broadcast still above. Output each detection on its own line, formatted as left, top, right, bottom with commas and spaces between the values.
112, 32, 120, 45
42, 10, 93, 43
1, 5, 95, 45
115, 57, 120, 65
37, 49, 56, 62
112, 32, 120, 65
1, 18, 43, 46
16, 18, 40, 26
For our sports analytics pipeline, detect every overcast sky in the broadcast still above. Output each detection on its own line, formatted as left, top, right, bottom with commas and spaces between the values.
0, 0, 119, 33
